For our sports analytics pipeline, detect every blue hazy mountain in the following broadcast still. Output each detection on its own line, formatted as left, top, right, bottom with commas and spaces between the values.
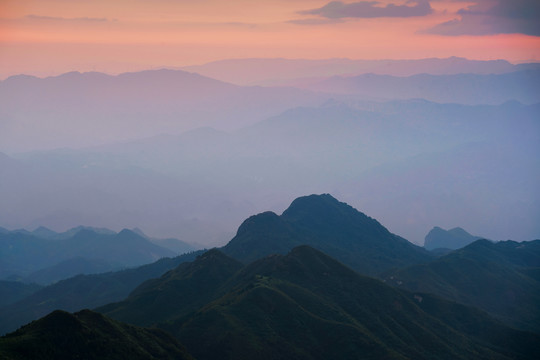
424, 226, 484, 250
2, 99, 537, 246
0, 69, 324, 152
0, 228, 176, 280
302, 70, 540, 105
23, 257, 115, 285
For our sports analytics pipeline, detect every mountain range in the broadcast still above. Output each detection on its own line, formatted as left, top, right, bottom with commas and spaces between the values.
300, 70, 540, 105
102, 245, 539, 359
0, 69, 323, 152
182, 57, 538, 85
387, 239, 540, 332
0, 250, 203, 335
2, 99, 538, 246
1, 194, 539, 359
0, 227, 192, 282
0, 309, 193, 360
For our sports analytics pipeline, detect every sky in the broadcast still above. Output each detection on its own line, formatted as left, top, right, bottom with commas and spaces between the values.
1, 0, 540, 79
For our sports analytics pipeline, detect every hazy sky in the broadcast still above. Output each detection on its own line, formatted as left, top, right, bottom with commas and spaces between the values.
1, 0, 539, 78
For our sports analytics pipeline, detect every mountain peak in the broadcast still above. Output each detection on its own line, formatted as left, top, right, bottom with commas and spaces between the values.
224, 194, 430, 275
424, 226, 482, 250
281, 193, 390, 240
236, 211, 283, 237
282, 193, 353, 220
117, 228, 140, 237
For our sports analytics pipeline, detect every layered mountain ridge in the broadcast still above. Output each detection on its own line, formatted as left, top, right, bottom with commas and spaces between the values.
2, 194, 539, 359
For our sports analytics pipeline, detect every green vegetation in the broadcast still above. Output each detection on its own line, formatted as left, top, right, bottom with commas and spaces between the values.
98, 249, 243, 326
0, 309, 193, 360
104, 246, 540, 359
3, 195, 540, 359
0, 250, 203, 335
387, 239, 540, 332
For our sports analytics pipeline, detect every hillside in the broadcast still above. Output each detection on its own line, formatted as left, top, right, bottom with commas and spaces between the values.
303, 70, 540, 105
0, 309, 193, 360
0, 251, 203, 335
104, 246, 540, 360
98, 249, 243, 326
387, 239, 540, 332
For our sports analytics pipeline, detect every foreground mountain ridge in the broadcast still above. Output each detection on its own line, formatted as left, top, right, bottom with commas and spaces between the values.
2, 194, 540, 358
103, 245, 539, 360
0, 251, 204, 335
0, 309, 193, 360
387, 238, 540, 332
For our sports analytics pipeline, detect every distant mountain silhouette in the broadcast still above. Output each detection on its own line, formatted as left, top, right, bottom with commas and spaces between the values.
54, 225, 117, 239
183, 57, 521, 86
0, 69, 323, 151
0, 281, 41, 307
129, 227, 196, 255
302, 70, 540, 105
387, 239, 540, 332
2, 99, 538, 245
30, 226, 60, 239
424, 226, 483, 250
0, 309, 193, 360
104, 246, 540, 360
0, 228, 176, 280
222, 194, 431, 275
23, 257, 115, 285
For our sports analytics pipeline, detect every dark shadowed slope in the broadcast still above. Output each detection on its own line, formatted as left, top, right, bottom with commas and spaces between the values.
0, 309, 193, 360
387, 239, 540, 332
98, 249, 243, 326
155, 247, 539, 360
0, 250, 203, 335
222, 194, 432, 275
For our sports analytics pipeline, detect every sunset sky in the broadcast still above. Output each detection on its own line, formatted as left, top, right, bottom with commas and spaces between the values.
1, 0, 539, 79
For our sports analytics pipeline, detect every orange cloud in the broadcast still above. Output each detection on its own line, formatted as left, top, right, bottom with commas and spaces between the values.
0, 0, 538, 79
